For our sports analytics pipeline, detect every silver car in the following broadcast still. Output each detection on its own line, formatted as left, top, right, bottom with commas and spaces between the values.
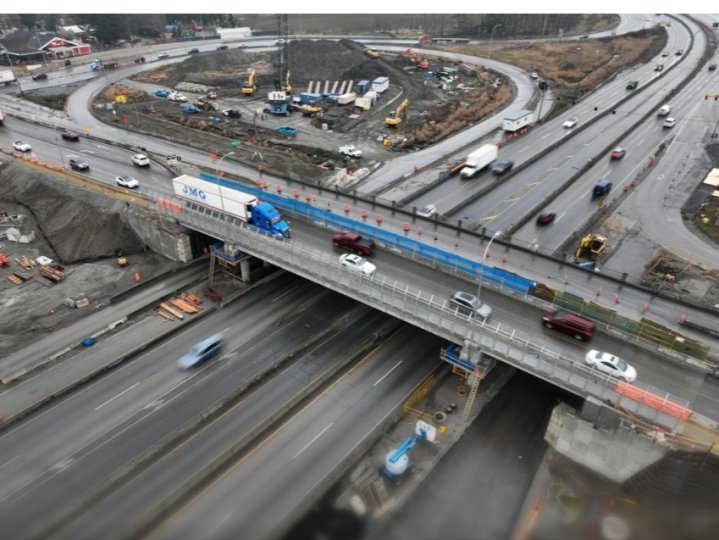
449, 291, 492, 320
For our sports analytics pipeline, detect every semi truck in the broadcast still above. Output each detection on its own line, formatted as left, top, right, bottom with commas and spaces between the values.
172, 174, 291, 238
460, 144, 499, 178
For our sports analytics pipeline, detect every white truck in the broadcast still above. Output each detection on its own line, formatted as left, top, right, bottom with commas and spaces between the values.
0, 110, 4, 126
502, 110, 535, 132
0, 70, 16, 86
460, 144, 499, 178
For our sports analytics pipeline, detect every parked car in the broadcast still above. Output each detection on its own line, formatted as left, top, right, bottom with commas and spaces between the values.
585, 350, 637, 382
339, 253, 376, 276
61, 131, 80, 141
68, 157, 90, 171
178, 335, 223, 369
530, 72, 538, 79
116, 175, 139, 189
154, 88, 171, 98
131, 153, 150, 167
661, 51, 669, 57
662, 117, 676, 128
417, 204, 437, 218
157, 52, 170, 59
222, 108, 241, 118
542, 310, 595, 340
188, 48, 200, 54
31, 72, 48, 81
339, 145, 363, 158
237, 43, 248, 48
563, 117, 578, 128
610, 148, 626, 160
168, 92, 188, 102
13, 141, 32, 152
536, 212, 556, 226
654, 64, 664, 72
449, 291, 492, 320
275, 125, 298, 137
492, 160, 514, 175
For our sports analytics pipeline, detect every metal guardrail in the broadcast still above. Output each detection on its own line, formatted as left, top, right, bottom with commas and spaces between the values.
151, 196, 695, 430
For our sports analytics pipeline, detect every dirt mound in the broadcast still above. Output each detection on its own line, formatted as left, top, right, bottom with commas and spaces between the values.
0, 162, 146, 264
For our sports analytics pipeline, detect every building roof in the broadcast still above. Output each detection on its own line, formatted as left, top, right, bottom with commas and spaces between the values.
0, 31, 79, 55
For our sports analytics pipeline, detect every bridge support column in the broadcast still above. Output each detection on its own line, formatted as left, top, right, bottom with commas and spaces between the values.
240, 259, 251, 282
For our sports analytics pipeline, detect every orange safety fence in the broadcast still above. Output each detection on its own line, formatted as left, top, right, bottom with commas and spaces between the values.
158, 197, 183, 213
616, 381, 692, 421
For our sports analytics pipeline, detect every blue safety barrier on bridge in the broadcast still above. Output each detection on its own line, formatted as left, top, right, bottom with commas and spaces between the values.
198, 172, 535, 294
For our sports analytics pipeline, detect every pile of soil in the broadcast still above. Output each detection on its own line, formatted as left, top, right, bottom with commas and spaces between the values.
0, 161, 175, 355
1, 162, 147, 263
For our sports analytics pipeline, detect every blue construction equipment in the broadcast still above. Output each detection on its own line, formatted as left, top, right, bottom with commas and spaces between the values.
181, 104, 200, 114
381, 421, 436, 481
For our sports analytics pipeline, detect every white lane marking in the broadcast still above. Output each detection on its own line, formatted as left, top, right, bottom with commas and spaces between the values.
636, 138, 645, 147
293, 423, 334, 459
0, 456, 19, 471
540, 133, 551, 140
555, 212, 567, 223
518, 147, 527, 153
94, 382, 140, 411
272, 286, 297, 303
373, 360, 403, 387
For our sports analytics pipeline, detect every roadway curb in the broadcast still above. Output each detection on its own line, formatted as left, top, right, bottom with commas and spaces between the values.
0, 305, 219, 432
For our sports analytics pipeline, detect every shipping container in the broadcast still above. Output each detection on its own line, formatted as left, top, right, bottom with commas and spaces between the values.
337, 92, 357, 105
354, 97, 372, 110
355, 79, 370, 94
371, 76, 389, 93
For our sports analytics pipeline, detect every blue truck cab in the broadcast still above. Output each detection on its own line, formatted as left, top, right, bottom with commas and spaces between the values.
252, 201, 291, 238
178, 334, 223, 369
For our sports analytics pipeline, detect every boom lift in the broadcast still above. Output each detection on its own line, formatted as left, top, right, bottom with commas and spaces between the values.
401, 48, 429, 70
381, 421, 436, 482
385, 98, 409, 126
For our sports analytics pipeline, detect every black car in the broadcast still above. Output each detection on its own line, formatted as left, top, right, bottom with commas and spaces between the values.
536, 212, 556, 226
654, 64, 664, 72
61, 131, 80, 142
675, 49, 683, 56
188, 48, 199, 54
492, 160, 514, 175
68, 157, 90, 171
31, 72, 48, 81
709, 64, 718, 71
626, 80, 638, 90
216, 44, 228, 50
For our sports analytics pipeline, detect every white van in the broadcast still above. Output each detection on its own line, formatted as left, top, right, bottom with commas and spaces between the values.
657, 104, 672, 117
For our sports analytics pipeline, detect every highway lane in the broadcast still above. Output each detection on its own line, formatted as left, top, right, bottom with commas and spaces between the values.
0, 274, 362, 539
52, 307, 396, 539
150, 323, 443, 540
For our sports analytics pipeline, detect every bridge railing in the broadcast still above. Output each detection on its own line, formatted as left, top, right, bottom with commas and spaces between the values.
151, 195, 694, 430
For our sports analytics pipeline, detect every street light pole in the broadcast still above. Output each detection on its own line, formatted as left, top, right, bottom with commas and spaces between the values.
215, 151, 235, 213
488, 23, 503, 60
53, 121, 65, 166
477, 230, 502, 299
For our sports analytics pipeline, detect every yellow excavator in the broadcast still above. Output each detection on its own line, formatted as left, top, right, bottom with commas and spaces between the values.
242, 68, 257, 96
575, 234, 607, 259
385, 98, 409, 127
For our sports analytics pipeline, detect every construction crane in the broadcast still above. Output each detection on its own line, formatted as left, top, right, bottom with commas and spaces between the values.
242, 68, 256, 96
385, 98, 409, 127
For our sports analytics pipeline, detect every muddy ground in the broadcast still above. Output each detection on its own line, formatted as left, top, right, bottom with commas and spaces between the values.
0, 161, 176, 356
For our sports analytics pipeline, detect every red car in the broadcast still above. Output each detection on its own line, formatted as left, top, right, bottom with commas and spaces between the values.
536, 212, 556, 226
610, 147, 626, 160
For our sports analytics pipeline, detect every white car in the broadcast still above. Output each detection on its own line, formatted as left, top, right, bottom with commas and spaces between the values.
417, 204, 437, 218
116, 175, 139, 189
449, 291, 492, 320
339, 145, 362, 158
339, 253, 376, 276
584, 350, 637, 383
13, 140, 32, 152
662, 117, 676, 128
131, 153, 150, 167
530, 72, 538, 79
157, 52, 170, 59
563, 117, 578, 129
168, 92, 188, 102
